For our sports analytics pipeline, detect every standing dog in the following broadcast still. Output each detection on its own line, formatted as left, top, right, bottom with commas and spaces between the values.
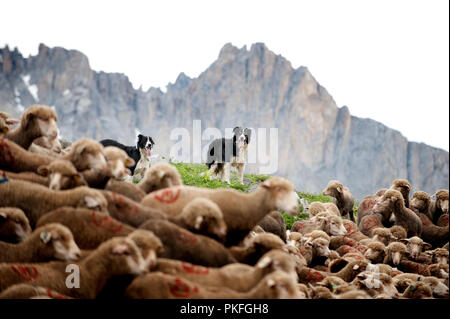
100, 134, 155, 174
206, 127, 251, 184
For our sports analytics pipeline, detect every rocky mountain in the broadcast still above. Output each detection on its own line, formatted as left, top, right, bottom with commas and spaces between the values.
0, 43, 448, 198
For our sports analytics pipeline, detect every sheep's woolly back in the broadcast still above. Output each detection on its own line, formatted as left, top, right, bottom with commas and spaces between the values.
435, 190, 449, 201
387, 242, 407, 253
45, 160, 79, 175
104, 146, 129, 161
127, 229, 164, 253
376, 189, 388, 197
412, 191, 431, 203
367, 241, 385, 251
372, 228, 391, 237
308, 202, 326, 216
389, 225, 407, 240
181, 198, 223, 219
21, 105, 58, 128
305, 230, 330, 242
70, 138, 104, 155
323, 203, 340, 216
139, 162, 182, 193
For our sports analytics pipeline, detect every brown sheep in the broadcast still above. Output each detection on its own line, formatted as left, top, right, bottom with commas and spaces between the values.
35, 207, 134, 250
138, 162, 183, 194
429, 190, 449, 223
417, 213, 449, 248
364, 241, 386, 264
0, 207, 31, 243
373, 189, 422, 237
291, 211, 347, 236
141, 176, 299, 246
5, 105, 58, 149
105, 178, 146, 202
0, 284, 72, 299
0, 138, 53, 173
257, 211, 287, 242
103, 146, 135, 180
124, 270, 300, 299
391, 179, 411, 208
383, 242, 408, 266
322, 180, 355, 222
0, 179, 108, 227
402, 236, 432, 260
139, 219, 237, 267
228, 233, 285, 265
389, 225, 407, 242
37, 159, 87, 190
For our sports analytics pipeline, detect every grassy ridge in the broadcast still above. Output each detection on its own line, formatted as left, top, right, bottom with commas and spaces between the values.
171, 162, 336, 229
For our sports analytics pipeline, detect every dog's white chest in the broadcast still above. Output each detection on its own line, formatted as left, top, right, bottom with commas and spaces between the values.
232, 146, 247, 165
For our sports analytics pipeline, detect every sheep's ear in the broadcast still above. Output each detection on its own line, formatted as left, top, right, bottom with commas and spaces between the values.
337, 186, 343, 193
353, 264, 360, 270
423, 242, 432, 251
111, 244, 129, 255
125, 158, 135, 167
75, 144, 86, 155
37, 166, 50, 177
194, 216, 203, 230
261, 179, 272, 190
40, 231, 52, 244
256, 256, 272, 269
84, 196, 100, 208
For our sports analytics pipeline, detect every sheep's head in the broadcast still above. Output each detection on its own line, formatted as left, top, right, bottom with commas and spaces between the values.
38, 160, 86, 190
402, 236, 432, 260
426, 248, 449, 265
402, 281, 433, 299
313, 212, 347, 236
385, 242, 407, 266
127, 229, 164, 270
389, 225, 407, 242
324, 202, 340, 216
179, 198, 227, 241
104, 146, 135, 179
373, 189, 405, 214
364, 241, 386, 263
139, 162, 182, 194
22, 105, 59, 140
76, 187, 108, 212
97, 237, 148, 276
256, 249, 297, 280
307, 202, 327, 216
69, 138, 107, 171
0, 207, 31, 243
435, 190, 449, 214
262, 270, 301, 299
36, 223, 81, 261
424, 277, 449, 298
371, 228, 392, 246
260, 177, 298, 215
375, 188, 388, 197
323, 180, 344, 198
391, 179, 411, 204
410, 191, 431, 214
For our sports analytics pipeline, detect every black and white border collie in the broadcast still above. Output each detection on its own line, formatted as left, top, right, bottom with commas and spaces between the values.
206, 127, 251, 184
100, 134, 155, 174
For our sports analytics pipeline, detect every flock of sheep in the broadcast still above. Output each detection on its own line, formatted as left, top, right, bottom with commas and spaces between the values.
0, 104, 448, 299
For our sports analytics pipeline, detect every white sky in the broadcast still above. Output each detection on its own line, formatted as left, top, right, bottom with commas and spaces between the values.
1, 0, 449, 151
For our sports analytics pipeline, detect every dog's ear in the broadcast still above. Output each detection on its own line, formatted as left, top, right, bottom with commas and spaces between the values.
233, 127, 241, 134
244, 128, 251, 143
149, 137, 155, 145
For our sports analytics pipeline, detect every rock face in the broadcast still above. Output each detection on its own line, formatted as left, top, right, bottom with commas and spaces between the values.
0, 43, 448, 198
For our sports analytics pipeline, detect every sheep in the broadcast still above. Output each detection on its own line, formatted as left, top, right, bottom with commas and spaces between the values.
402, 236, 432, 260
0, 223, 81, 262
329, 236, 368, 255
37, 159, 87, 190
358, 213, 384, 237
28, 136, 63, 157
167, 197, 227, 242
429, 190, 449, 223
315, 276, 353, 295
383, 242, 408, 266
153, 249, 297, 292
357, 195, 380, 226
342, 219, 369, 241
138, 162, 183, 194
0, 112, 19, 129
401, 281, 433, 299
393, 274, 449, 298
5, 105, 58, 149
35, 207, 134, 250
437, 213, 449, 227
103, 146, 135, 179
322, 180, 355, 222
426, 248, 449, 265
373, 189, 422, 237
0, 237, 148, 298
141, 176, 299, 246
305, 202, 340, 217
281, 244, 308, 271
139, 219, 237, 267
410, 190, 432, 215
417, 212, 449, 248
105, 178, 146, 202
0, 137, 53, 173
228, 233, 285, 265
0, 207, 31, 243
328, 258, 370, 282
391, 179, 411, 208
426, 263, 449, 279
363, 241, 386, 264
124, 270, 300, 299
350, 271, 399, 298
370, 227, 393, 246
398, 259, 432, 276
291, 211, 347, 236
1, 169, 50, 188
0, 284, 72, 299
389, 225, 407, 242
100, 190, 167, 227
0, 179, 108, 227
257, 211, 287, 241
307, 285, 333, 299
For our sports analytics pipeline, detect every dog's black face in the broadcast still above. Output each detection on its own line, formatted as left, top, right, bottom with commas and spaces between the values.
137, 134, 155, 156
232, 127, 251, 147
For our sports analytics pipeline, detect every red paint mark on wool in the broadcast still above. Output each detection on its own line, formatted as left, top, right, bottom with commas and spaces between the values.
154, 188, 181, 204
169, 278, 199, 298
46, 289, 69, 299
91, 211, 124, 234
362, 216, 381, 234
361, 199, 376, 211
177, 228, 198, 245
11, 265, 39, 282
111, 192, 139, 215
181, 262, 210, 275
0, 138, 15, 165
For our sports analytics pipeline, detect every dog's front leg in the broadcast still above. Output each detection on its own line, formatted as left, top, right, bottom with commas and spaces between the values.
237, 164, 245, 185
222, 162, 232, 184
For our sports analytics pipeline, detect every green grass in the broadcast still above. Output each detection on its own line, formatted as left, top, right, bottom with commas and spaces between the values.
170, 162, 337, 229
